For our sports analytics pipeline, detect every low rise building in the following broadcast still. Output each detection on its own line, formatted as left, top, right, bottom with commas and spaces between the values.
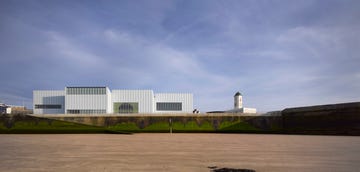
6, 106, 30, 114
0, 103, 8, 114
33, 86, 193, 114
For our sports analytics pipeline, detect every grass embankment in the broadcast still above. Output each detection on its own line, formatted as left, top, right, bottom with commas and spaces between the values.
0, 120, 109, 134
107, 120, 261, 133
0, 114, 262, 134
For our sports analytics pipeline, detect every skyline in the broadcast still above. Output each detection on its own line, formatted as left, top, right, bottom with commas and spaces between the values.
1, 0, 360, 112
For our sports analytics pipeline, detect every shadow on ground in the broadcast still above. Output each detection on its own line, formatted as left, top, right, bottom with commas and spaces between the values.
208, 166, 256, 172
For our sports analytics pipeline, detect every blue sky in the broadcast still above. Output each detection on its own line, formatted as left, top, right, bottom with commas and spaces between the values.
1, 0, 360, 112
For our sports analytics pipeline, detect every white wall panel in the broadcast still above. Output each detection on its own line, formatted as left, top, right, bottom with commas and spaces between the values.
112, 90, 154, 113
65, 87, 110, 114
243, 108, 257, 114
107, 87, 112, 113
33, 90, 65, 114
154, 93, 193, 113
65, 95, 108, 110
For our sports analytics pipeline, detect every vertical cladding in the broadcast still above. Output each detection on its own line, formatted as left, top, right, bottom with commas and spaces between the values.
65, 87, 110, 114
65, 95, 107, 110
107, 88, 112, 113
33, 90, 65, 114
33, 87, 193, 114
112, 90, 154, 113
154, 93, 193, 113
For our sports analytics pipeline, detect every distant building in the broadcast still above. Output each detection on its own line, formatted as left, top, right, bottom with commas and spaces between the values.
0, 103, 31, 114
227, 92, 257, 114
6, 106, 30, 114
0, 103, 8, 114
33, 87, 193, 114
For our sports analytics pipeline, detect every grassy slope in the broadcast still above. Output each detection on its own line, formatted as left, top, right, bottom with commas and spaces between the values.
0, 115, 262, 134
106, 120, 261, 133
0, 120, 107, 134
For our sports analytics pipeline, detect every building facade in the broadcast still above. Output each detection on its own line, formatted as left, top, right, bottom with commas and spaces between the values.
33, 87, 193, 114
0, 103, 8, 114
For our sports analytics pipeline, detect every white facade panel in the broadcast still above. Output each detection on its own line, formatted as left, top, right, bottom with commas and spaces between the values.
33, 90, 65, 114
106, 88, 112, 113
6, 107, 11, 114
65, 87, 110, 114
243, 108, 257, 114
33, 87, 194, 114
154, 93, 193, 113
112, 90, 154, 113
65, 95, 108, 110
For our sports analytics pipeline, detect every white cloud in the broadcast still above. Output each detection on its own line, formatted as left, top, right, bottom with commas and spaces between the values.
102, 28, 226, 81
276, 26, 360, 60
276, 27, 339, 57
98, 28, 250, 111
46, 31, 104, 67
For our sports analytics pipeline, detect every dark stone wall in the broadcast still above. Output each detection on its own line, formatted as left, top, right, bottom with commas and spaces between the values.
4, 102, 359, 135
281, 102, 360, 135
0, 114, 45, 129
49, 115, 261, 131
47, 102, 360, 135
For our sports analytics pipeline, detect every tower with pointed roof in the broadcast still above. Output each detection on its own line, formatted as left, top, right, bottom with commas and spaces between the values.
234, 91, 243, 109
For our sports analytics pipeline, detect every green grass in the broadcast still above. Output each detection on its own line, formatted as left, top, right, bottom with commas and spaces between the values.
0, 119, 108, 134
143, 122, 170, 131
218, 120, 241, 129
172, 121, 214, 132
107, 121, 215, 133
0, 122, 6, 130
106, 122, 170, 133
105, 120, 262, 133
1, 115, 263, 134
219, 122, 261, 132
107, 122, 140, 131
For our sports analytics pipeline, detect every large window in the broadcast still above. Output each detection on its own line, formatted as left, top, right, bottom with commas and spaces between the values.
35, 104, 62, 109
113, 102, 139, 113
67, 109, 106, 114
66, 87, 106, 95
156, 102, 182, 111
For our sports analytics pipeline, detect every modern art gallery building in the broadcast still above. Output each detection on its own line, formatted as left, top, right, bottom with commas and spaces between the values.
33, 87, 193, 114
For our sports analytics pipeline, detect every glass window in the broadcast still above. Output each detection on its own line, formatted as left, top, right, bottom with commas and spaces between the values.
66, 87, 107, 95
156, 102, 182, 111
35, 104, 62, 109
113, 102, 139, 113
67, 109, 106, 114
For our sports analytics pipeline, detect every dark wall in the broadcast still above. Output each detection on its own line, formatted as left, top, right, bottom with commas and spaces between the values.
49, 102, 360, 135
281, 102, 360, 135
3, 102, 360, 135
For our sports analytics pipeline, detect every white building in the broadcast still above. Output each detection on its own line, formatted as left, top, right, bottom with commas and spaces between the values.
33, 87, 193, 114
227, 92, 257, 114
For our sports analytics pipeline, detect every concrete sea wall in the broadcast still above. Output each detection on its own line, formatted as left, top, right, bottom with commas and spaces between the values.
38, 102, 360, 135
2, 102, 360, 135
40, 114, 276, 133
281, 102, 360, 135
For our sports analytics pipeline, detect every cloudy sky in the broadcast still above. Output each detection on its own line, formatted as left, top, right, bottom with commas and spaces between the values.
1, 0, 360, 112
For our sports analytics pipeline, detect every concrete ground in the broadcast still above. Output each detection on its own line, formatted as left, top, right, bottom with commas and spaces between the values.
0, 134, 359, 172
